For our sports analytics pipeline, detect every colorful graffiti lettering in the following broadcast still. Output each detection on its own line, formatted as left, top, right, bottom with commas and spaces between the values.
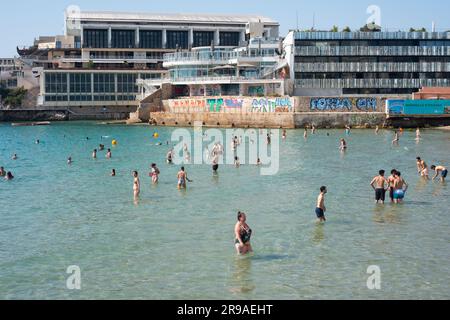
310, 98, 377, 111
252, 97, 293, 113
224, 98, 244, 108
173, 99, 206, 108
207, 99, 223, 112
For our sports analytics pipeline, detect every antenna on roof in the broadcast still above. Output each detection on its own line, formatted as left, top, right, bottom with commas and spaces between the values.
296, 10, 299, 30
312, 12, 316, 31
432, 21, 436, 32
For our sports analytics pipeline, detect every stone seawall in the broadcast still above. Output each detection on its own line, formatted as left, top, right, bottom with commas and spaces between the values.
149, 112, 388, 129
0, 110, 130, 122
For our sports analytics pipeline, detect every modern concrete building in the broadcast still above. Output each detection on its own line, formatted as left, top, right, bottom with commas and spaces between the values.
17, 11, 280, 113
284, 31, 450, 96
0, 58, 21, 88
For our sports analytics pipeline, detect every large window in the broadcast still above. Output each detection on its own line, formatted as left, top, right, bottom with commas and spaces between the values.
193, 31, 214, 48
140, 30, 162, 49
45, 73, 67, 94
83, 29, 108, 48
167, 31, 189, 49
94, 74, 115, 93
219, 32, 240, 47
69, 73, 92, 101
117, 74, 138, 101
111, 30, 136, 49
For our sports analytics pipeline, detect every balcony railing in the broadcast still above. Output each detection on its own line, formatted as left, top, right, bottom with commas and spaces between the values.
163, 51, 279, 63
295, 78, 450, 89
294, 31, 450, 41
295, 62, 450, 73
296, 46, 450, 56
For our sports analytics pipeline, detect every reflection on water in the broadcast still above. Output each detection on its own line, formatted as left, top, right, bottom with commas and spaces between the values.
312, 223, 325, 244
229, 255, 255, 295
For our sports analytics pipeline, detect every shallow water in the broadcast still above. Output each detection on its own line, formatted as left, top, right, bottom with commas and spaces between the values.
0, 122, 449, 300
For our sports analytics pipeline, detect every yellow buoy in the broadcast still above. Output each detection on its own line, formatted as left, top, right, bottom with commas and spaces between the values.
153, 133, 159, 138
112, 140, 117, 146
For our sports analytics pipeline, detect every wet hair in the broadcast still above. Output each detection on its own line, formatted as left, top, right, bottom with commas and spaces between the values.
320, 186, 327, 192
107, 149, 111, 152
396, 171, 401, 177
237, 211, 246, 221
133, 171, 138, 176
235, 156, 239, 161
181, 167, 185, 171
151, 163, 156, 167
391, 169, 397, 175
431, 165, 436, 170
6, 172, 13, 179
379, 170, 385, 175
416, 157, 421, 161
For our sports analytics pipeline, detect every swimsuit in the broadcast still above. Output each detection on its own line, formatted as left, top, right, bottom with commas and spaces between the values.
235, 225, 252, 245
375, 188, 386, 201
441, 169, 448, 178
315, 208, 325, 218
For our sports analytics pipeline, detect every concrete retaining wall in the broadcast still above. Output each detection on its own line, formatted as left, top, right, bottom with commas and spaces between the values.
0, 110, 131, 122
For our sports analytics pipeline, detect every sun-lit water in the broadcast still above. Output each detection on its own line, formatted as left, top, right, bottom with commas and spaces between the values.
0, 122, 449, 300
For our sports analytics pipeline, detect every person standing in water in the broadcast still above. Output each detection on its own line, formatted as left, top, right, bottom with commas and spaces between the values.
345, 125, 351, 135
166, 149, 174, 164
316, 186, 328, 223
177, 167, 191, 189
393, 171, 408, 203
431, 165, 448, 183
92, 149, 97, 159
370, 170, 389, 204
311, 125, 316, 135
267, 133, 271, 145
282, 129, 287, 140
339, 138, 347, 152
12, 154, 18, 160
304, 128, 308, 139
111, 169, 116, 177
133, 171, 140, 199
67, 157, 73, 165
150, 163, 160, 184
106, 149, 112, 159
375, 126, 380, 135
0, 167, 6, 177
234, 156, 241, 168
211, 151, 219, 175
234, 211, 253, 255
416, 128, 421, 140
392, 131, 400, 145
387, 169, 397, 203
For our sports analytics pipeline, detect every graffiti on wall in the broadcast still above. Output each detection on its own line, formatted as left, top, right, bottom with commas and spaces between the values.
251, 97, 293, 113
310, 98, 377, 111
168, 96, 293, 113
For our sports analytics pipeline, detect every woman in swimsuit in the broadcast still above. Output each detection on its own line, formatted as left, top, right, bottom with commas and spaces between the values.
234, 211, 253, 255
133, 171, 140, 199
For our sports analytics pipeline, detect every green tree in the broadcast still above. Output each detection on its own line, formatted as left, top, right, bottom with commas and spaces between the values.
342, 26, 351, 32
3, 87, 27, 107
330, 25, 339, 32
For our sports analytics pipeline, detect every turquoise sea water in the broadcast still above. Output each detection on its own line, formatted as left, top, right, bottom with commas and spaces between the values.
0, 122, 449, 300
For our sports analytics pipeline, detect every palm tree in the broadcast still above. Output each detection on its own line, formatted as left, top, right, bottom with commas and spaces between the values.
342, 26, 351, 32
330, 25, 339, 32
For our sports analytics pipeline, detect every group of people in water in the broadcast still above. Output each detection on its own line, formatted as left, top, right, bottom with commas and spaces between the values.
1, 153, 18, 180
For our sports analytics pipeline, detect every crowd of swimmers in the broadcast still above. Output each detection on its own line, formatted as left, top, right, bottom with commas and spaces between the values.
2, 126, 448, 256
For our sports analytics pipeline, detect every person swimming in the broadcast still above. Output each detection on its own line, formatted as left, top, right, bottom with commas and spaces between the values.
111, 169, 116, 177
431, 165, 448, 182
150, 163, 160, 184
92, 149, 97, 159
234, 211, 253, 255
0, 166, 6, 177
5, 171, 14, 180
133, 171, 140, 199
67, 157, 73, 165
106, 149, 112, 159
99, 144, 105, 151
12, 154, 18, 160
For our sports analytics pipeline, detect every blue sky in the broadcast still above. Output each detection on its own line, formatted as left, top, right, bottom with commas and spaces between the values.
1, 0, 449, 57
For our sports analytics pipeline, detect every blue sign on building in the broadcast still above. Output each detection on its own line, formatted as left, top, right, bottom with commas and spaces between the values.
386, 100, 450, 116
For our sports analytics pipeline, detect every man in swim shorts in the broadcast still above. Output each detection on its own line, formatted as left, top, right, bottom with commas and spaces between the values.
177, 167, 191, 189
393, 171, 408, 204
431, 165, 448, 182
370, 170, 388, 204
387, 169, 397, 203
316, 186, 327, 223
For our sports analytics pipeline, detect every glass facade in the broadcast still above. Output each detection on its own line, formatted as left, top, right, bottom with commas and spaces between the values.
83, 29, 108, 48
167, 31, 189, 49
219, 32, 240, 46
45, 73, 67, 93
117, 74, 138, 101
193, 31, 214, 48
43, 72, 155, 103
139, 30, 162, 49
111, 30, 135, 49
294, 31, 450, 94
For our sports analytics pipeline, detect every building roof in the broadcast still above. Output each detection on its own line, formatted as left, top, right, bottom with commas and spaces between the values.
76, 11, 279, 25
